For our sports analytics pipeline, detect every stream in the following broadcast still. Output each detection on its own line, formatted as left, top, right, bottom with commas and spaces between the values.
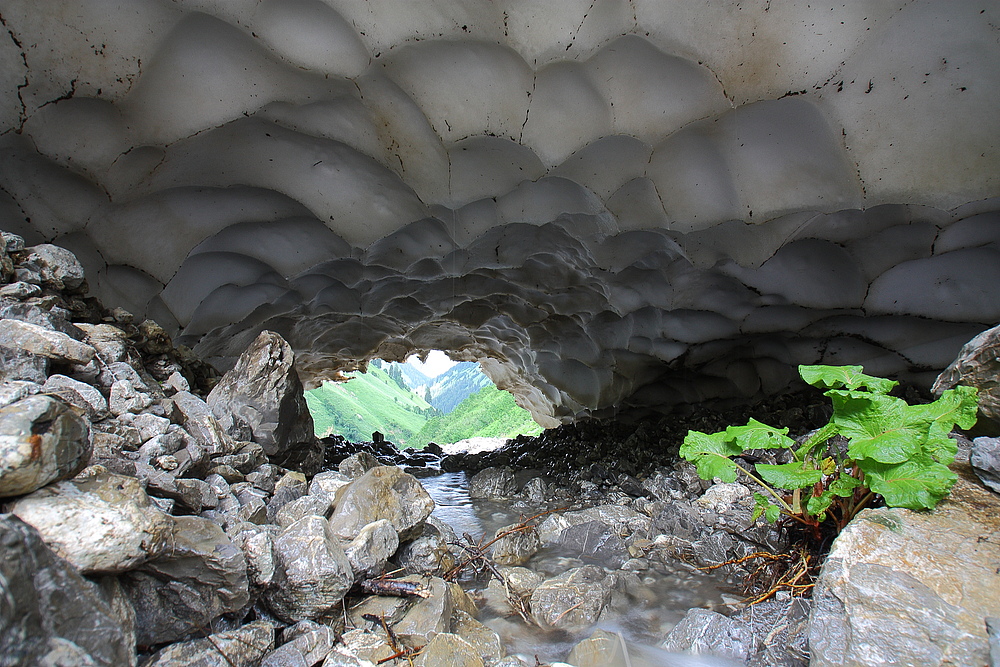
421, 472, 738, 666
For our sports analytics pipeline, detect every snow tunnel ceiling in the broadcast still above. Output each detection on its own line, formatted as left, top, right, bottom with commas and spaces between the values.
1, 0, 999, 425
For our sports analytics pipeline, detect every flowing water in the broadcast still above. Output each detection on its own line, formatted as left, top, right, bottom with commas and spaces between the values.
422, 472, 737, 666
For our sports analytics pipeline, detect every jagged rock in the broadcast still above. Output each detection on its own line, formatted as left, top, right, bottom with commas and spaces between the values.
0, 281, 39, 299
988, 617, 1000, 667
109, 378, 153, 415
537, 505, 651, 567
394, 576, 454, 642
489, 522, 540, 566
0, 380, 40, 409
9, 468, 173, 572
416, 633, 484, 667
308, 469, 352, 500
137, 319, 174, 355
328, 466, 434, 541
0, 394, 91, 497
809, 473, 1000, 667
172, 390, 237, 455
0, 345, 48, 383
207, 330, 319, 472
972, 436, 1000, 493
339, 451, 380, 479
75, 322, 130, 362
451, 610, 503, 667
468, 466, 516, 499
259, 620, 334, 667
934, 323, 1000, 428
41, 373, 110, 420
345, 518, 399, 578
484, 566, 542, 617
17, 244, 85, 291
120, 515, 250, 646
396, 518, 457, 576
0, 514, 137, 667
228, 522, 277, 587
551, 520, 628, 568
661, 608, 758, 662
266, 515, 354, 622
529, 565, 613, 630
0, 318, 96, 364
143, 621, 275, 667
732, 597, 810, 667
275, 494, 331, 529
0, 302, 87, 339
129, 412, 171, 441
268, 470, 308, 521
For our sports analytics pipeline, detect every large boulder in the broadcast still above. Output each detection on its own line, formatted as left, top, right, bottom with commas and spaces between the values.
9, 468, 174, 573
933, 322, 1000, 429
328, 466, 434, 541
266, 515, 354, 622
0, 514, 136, 667
0, 319, 96, 365
809, 471, 1000, 666
0, 394, 91, 497
120, 515, 250, 646
529, 565, 613, 630
207, 330, 320, 472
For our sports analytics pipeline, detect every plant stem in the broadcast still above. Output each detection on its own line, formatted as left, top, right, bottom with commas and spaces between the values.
733, 461, 795, 513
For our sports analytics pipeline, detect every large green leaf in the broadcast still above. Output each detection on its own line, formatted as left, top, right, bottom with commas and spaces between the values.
725, 419, 796, 450
860, 456, 957, 510
680, 430, 742, 482
831, 391, 930, 464
755, 462, 824, 490
798, 365, 898, 394
910, 386, 979, 464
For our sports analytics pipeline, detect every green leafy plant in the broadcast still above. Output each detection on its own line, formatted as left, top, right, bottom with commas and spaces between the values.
680, 365, 979, 533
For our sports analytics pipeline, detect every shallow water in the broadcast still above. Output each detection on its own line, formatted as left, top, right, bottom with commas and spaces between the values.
421, 472, 734, 666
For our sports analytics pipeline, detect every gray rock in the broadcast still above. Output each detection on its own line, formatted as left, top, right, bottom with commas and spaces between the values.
451, 609, 503, 667
41, 373, 110, 420
228, 523, 277, 587
9, 469, 175, 572
0, 514, 137, 667
732, 597, 810, 667
0, 318, 96, 364
396, 519, 457, 576
267, 515, 354, 622
972, 436, 1000, 493
328, 466, 434, 541
130, 412, 171, 441
933, 322, 1000, 426
0, 302, 86, 339
0, 281, 40, 299
809, 476, 1000, 667
468, 466, 516, 499
143, 620, 275, 667
416, 633, 484, 667
529, 565, 613, 630
0, 345, 48, 383
276, 494, 331, 528
344, 518, 399, 579
566, 629, 625, 667
121, 515, 250, 645
75, 323, 129, 362
260, 620, 334, 667
394, 576, 454, 642
309, 469, 351, 500
988, 617, 1000, 667
660, 608, 758, 662
176, 478, 218, 512
339, 451, 380, 479
489, 522, 540, 566
551, 520, 628, 568
484, 567, 542, 617
207, 330, 319, 472
109, 378, 153, 415
173, 390, 237, 455
18, 244, 85, 291
0, 380, 40, 409
268, 470, 309, 521
0, 394, 91, 497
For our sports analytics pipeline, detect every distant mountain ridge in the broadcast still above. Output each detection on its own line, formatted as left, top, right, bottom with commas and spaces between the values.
421, 362, 492, 413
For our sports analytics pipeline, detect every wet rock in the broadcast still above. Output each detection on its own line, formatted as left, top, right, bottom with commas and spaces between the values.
268, 470, 308, 521
345, 518, 399, 579
551, 520, 628, 568
732, 597, 810, 667
0, 394, 91, 497
451, 609, 503, 667
397, 518, 458, 575
260, 619, 334, 667
266, 515, 354, 622
328, 466, 434, 541
988, 617, 1000, 667
933, 323, 1000, 427
661, 608, 758, 662
566, 629, 624, 667
120, 515, 250, 646
9, 469, 173, 572
489, 522, 540, 566
143, 620, 275, 667
468, 466, 516, 499
972, 436, 1000, 493
530, 565, 613, 630
18, 244, 85, 291
0, 514, 136, 667
809, 474, 1000, 667
485, 566, 542, 616
394, 576, 454, 642
0, 318, 95, 364
207, 330, 319, 473
417, 633, 484, 667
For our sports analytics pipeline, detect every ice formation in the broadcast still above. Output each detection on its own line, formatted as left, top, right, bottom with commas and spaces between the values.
1, 0, 998, 424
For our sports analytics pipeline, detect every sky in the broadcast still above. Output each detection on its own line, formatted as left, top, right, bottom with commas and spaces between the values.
405, 350, 458, 378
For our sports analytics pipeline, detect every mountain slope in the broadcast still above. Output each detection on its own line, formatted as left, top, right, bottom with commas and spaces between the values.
304, 363, 437, 446
425, 362, 492, 413
415, 384, 543, 445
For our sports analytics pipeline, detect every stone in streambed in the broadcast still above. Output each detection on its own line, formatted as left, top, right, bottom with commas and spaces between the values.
143, 620, 274, 667
0, 394, 91, 497
417, 633, 484, 667
0, 514, 137, 667
328, 465, 434, 541
660, 608, 758, 662
468, 466, 516, 499
529, 565, 613, 630
344, 518, 399, 579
